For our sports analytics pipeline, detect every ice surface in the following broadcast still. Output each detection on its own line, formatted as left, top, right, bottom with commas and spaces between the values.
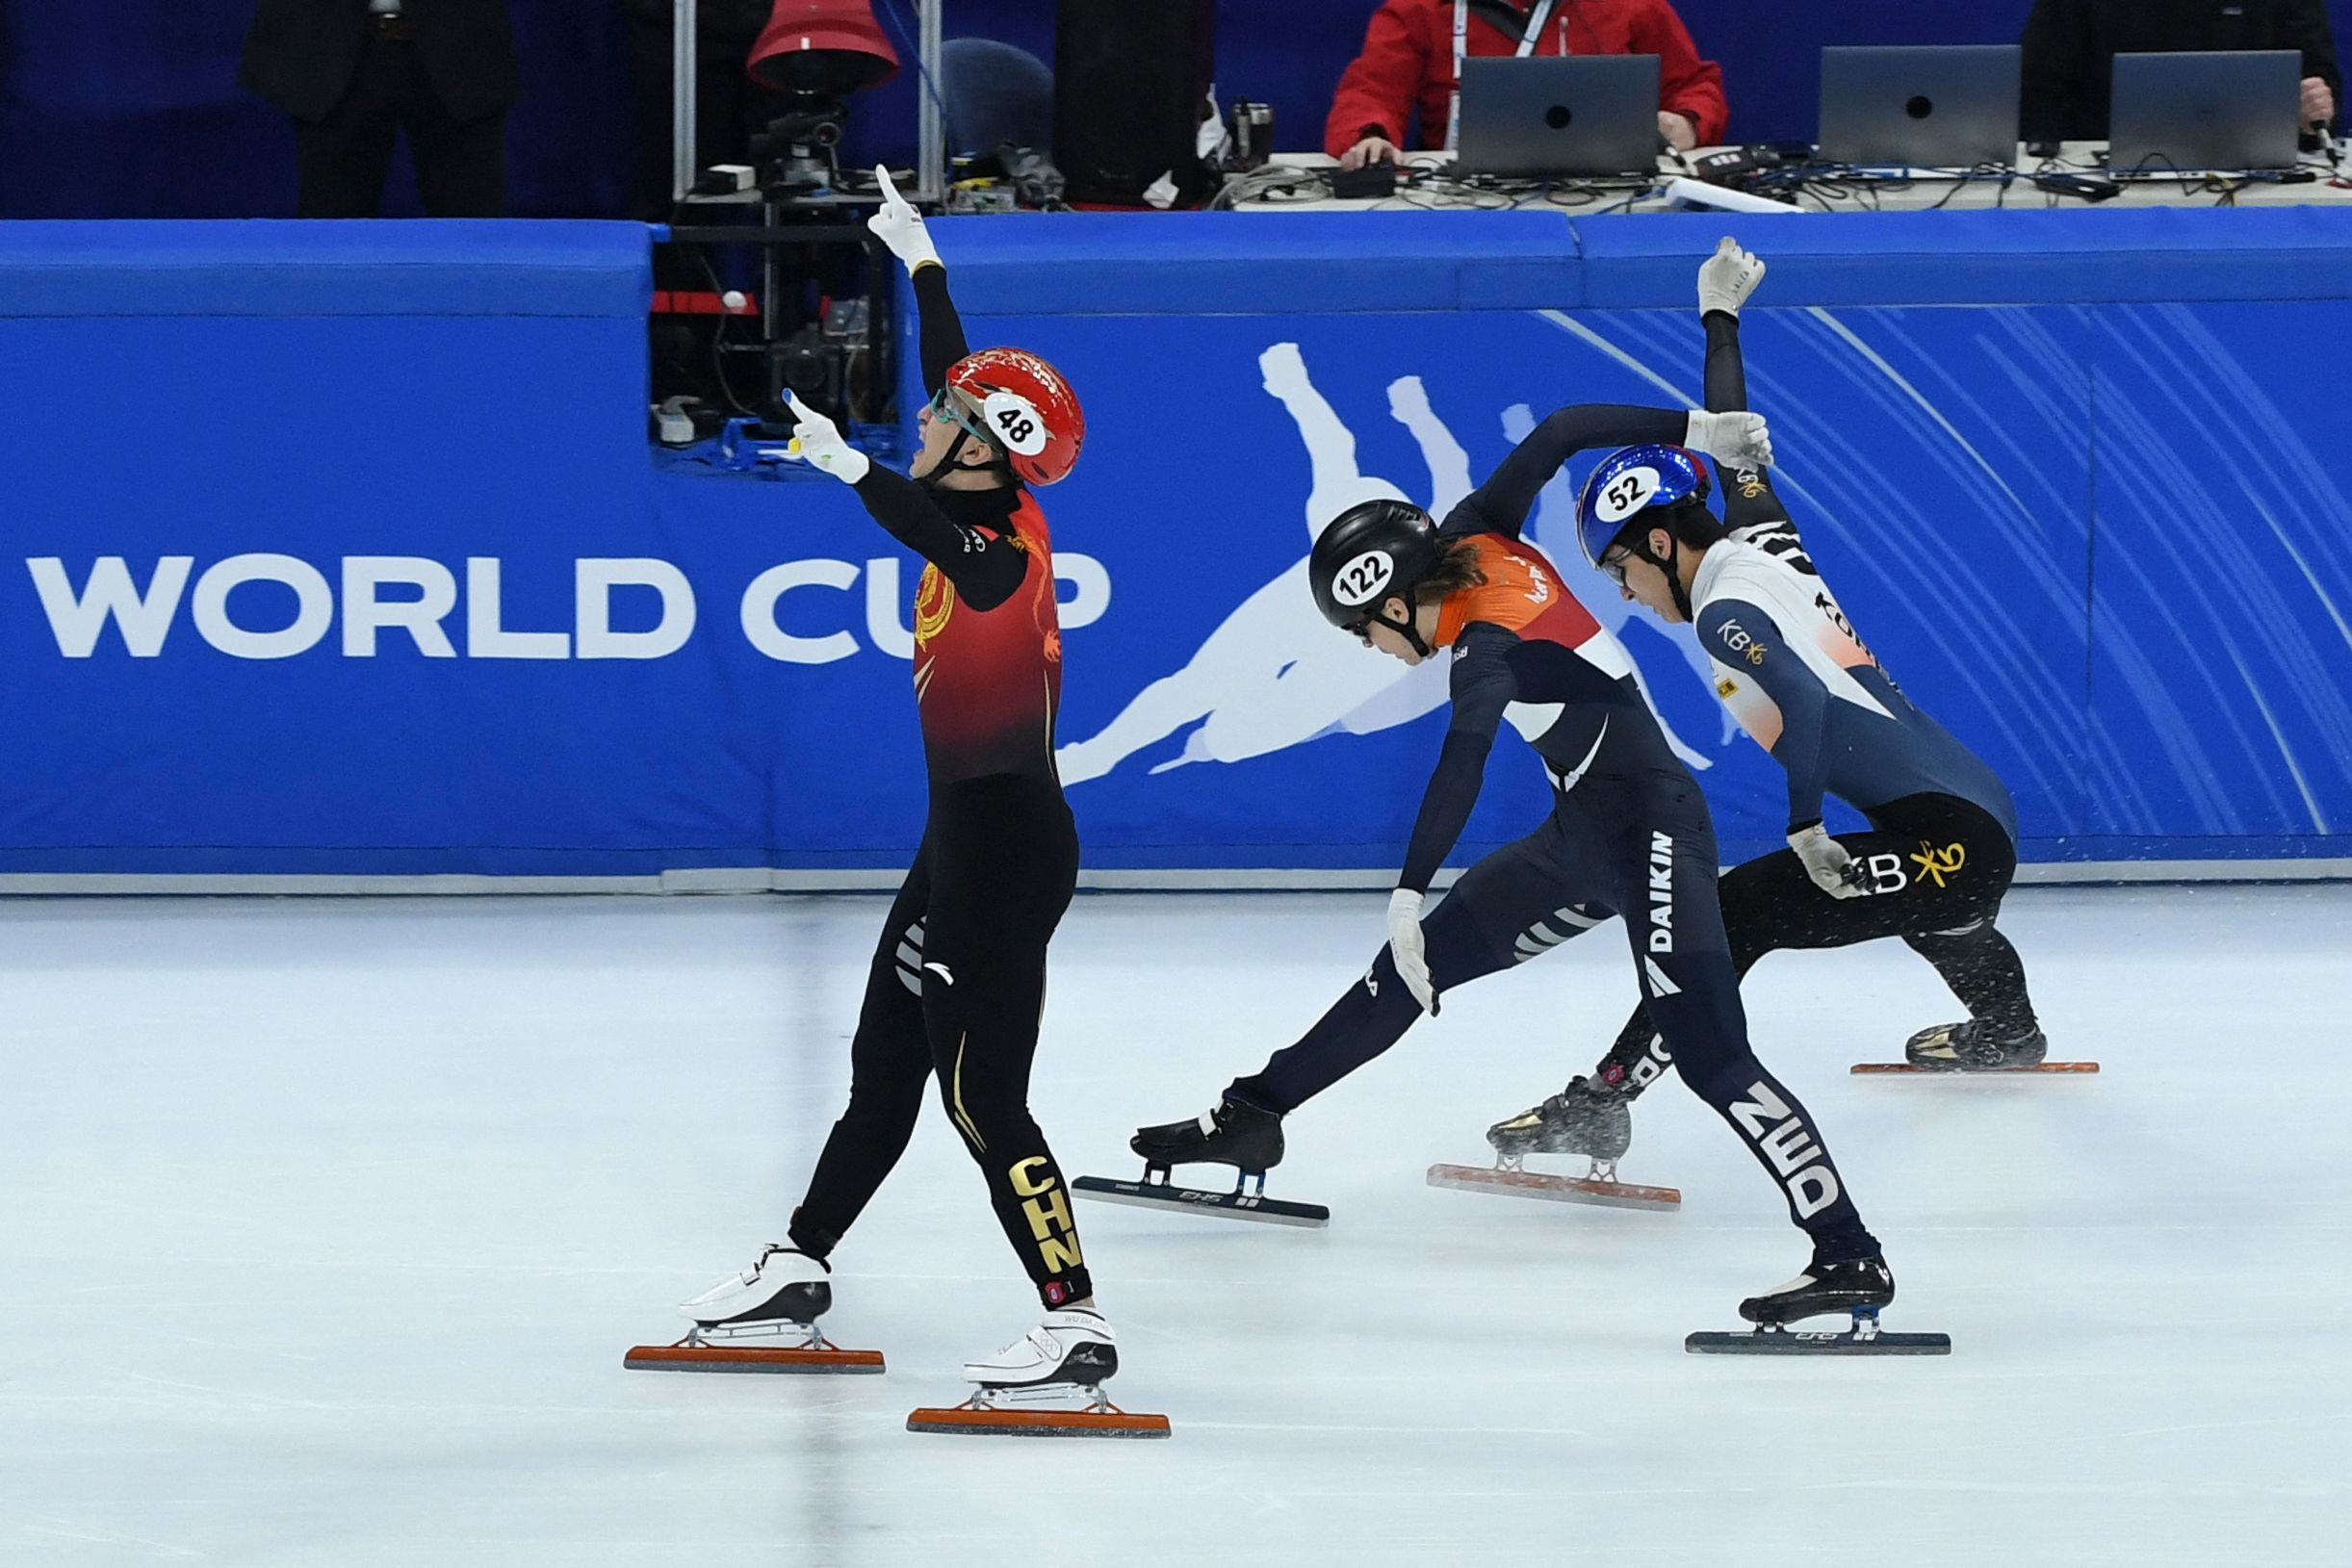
3, 886, 2347, 1566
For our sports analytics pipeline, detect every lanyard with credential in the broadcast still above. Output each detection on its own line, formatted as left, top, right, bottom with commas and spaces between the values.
1446, 0, 1560, 152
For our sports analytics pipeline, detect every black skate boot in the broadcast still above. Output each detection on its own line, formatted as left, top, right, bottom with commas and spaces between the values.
1739, 1251, 1895, 1327
1129, 1096, 1284, 1177
1688, 1250, 1948, 1355
1903, 1019, 2049, 1070
1486, 1076, 1632, 1166
1074, 1097, 1328, 1226
1431, 1076, 1678, 1209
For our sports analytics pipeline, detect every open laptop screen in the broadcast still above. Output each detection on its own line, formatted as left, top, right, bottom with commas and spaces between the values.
1455, 56, 1663, 179
2107, 50, 2301, 174
1818, 45, 2021, 169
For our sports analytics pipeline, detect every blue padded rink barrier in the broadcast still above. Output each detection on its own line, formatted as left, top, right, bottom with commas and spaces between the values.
6, 212, 2352, 1568
4, 209, 2352, 886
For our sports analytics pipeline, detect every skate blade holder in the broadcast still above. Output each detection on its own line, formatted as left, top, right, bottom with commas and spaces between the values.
1851, 1062, 2099, 1075
1073, 1165, 1330, 1227
624, 1319, 885, 1374
907, 1380, 1170, 1438
1427, 1156, 1680, 1211
1686, 1308, 1950, 1356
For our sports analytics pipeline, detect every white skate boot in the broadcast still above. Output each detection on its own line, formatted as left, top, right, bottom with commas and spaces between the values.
963, 1306, 1118, 1389
908, 1306, 1167, 1437
679, 1244, 830, 1329
624, 1245, 883, 1374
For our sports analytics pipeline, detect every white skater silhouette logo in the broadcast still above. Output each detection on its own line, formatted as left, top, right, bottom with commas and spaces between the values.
1055, 344, 1729, 784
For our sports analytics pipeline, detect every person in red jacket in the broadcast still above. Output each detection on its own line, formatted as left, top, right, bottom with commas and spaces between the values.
1326, 0, 1729, 168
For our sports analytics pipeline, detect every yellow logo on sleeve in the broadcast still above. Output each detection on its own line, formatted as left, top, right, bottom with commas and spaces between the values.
913, 564, 955, 645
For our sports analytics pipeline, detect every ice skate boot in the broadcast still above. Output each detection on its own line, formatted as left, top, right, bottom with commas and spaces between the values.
1430, 1078, 1678, 1210
1855, 1020, 2094, 1075
1488, 1077, 1633, 1164
1130, 1095, 1285, 1173
964, 1306, 1120, 1389
1687, 1251, 1948, 1356
625, 1246, 883, 1373
907, 1307, 1169, 1438
1905, 1020, 2047, 1069
1740, 1252, 1896, 1325
1074, 1096, 1328, 1225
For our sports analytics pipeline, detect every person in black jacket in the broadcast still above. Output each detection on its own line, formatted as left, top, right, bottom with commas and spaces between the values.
2021, 0, 2342, 143
242, 0, 520, 217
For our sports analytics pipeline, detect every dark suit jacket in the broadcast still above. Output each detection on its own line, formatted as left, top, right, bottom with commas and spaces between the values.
243, 0, 520, 124
2021, 0, 2342, 141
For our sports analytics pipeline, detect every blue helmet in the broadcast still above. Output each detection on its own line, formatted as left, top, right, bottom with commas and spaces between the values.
1574, 444, 1712, 567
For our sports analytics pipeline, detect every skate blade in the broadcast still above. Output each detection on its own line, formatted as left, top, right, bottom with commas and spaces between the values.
1073, 1174, 1329, 1227
917, 1391, 1176, 1438
1851, 1062, 2099, 1075
623, 1339, 885, 1374
1686, 1327, 1951, 1355
1426, 1163, 1680, 1211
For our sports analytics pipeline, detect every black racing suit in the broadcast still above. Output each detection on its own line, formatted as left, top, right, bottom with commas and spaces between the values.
1228, 404, 1880, 1261
1590, 308, 2041, 1097
788, 265, 1092, 1309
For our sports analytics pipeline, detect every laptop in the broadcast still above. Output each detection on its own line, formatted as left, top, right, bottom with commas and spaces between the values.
1455, 56, 1663, 179
2107, 50, 2302, 174
1818, 44, 2021, 168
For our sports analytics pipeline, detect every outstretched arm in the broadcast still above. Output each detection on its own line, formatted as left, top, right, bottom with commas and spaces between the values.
1456, 404, 1736, 538
1383, 625, 1520, 1013
782, 394, 1028, 609
911, 267, 970, 399
1694, 238, 1797, 543
1696, 598, 1829, 832
1697, 598, 1864, 890
866, 166, 969, 397
1704, 315, 1749, 415
1397, 626, 1518, 893
853, 469, 1029, 609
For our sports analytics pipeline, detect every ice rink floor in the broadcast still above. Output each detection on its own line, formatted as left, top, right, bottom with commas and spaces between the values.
4, 885, 2348, 1567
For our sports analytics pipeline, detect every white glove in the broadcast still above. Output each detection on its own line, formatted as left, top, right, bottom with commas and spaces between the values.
1684, 408, 1772, 471
865, 165, 941, 274
1697, 235, 1766, 318
1788, 823, 1869, 900
1386, 888, 1438, 1015
785, 393, 870, 485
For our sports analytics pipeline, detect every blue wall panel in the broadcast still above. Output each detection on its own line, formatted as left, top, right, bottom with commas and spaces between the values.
2082, 300, 2352, 850
965, 296, 2101, 869
1, 211, 2346, 878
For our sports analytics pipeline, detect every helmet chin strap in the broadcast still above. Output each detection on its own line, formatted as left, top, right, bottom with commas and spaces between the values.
916, 421, 1012, 492
1365, 599, 1434, 658
1625, 527, 1694, 622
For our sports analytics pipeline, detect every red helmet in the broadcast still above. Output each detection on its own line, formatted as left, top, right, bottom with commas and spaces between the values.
943, 347, 1084, 486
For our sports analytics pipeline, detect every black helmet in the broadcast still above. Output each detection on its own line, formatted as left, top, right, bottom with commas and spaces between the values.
1309, 500, 1440, 651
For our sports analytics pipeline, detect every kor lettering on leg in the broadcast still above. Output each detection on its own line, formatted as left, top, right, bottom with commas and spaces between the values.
1726, 1080, 1842, 1219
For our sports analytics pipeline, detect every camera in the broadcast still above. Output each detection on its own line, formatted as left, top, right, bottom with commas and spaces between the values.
749, 100, 849, 196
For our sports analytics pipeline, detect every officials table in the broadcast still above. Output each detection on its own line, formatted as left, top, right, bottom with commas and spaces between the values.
1228, 141, 2352, 215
